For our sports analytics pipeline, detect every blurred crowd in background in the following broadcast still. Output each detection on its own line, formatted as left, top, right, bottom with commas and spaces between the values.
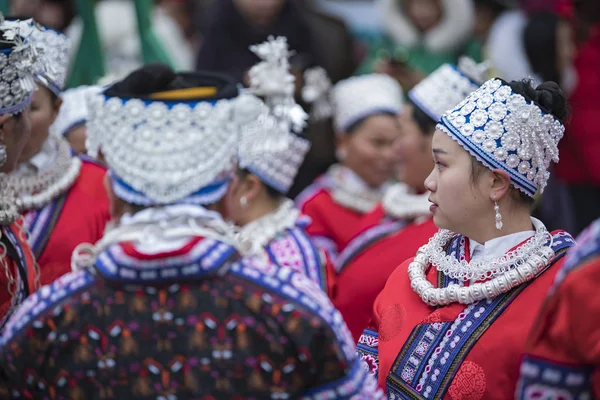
8, 0, 600, 236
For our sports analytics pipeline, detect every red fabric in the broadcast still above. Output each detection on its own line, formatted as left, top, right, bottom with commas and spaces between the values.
370, 237, 569, 398
298, 187, 366, 257
0, 220, 37, 321
334, 216, 437, 341
31, 161, 110, 286
523, 257, 600, 395
555, 25, 600, 185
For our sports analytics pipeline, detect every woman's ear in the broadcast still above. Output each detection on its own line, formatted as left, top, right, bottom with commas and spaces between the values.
50, 97, 63, 125
489, 168, 512, 202
244, 173, 264, 203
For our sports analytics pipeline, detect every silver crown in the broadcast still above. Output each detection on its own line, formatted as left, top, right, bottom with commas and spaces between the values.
238, 36, 310, 194
438, 78, 565, 196
0, 15, 40, 114
86, 89, 241, 206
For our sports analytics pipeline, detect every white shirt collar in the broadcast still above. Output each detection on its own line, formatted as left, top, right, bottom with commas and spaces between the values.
468, 217, 546, 262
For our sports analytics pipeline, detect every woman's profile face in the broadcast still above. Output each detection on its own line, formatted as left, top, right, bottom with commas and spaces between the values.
0, 107, 32, 173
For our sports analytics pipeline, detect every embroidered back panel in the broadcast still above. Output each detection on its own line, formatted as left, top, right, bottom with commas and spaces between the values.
0, 251, 376, 398
386, 231, 575, 399
265, 226, 328, 292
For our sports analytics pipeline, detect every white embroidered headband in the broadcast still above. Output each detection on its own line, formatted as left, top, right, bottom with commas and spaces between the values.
332, 73, 404, 133
408, 58, 489, 122
437, 78, 565, 197
237, 36, 310, 194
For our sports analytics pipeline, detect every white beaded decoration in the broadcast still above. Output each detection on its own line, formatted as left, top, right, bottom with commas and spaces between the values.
494, 201, 503, 231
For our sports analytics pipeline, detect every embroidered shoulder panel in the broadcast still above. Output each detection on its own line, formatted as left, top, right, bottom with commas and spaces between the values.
94, 238, 238, 284
552, 223, 599, 291
0, 269, 96, 347
266, 227, 328, 292
516, 355, 594, 400
228, 257, 355, 362
357, 328, 380, 379
336, 219, 406, 273
23, 192, 69, 258
301, 357, 385, 400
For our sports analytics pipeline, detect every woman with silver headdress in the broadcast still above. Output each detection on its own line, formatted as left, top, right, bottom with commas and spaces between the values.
0, 16, 40, 328
335, 58, 487, 341
0, 63, 382, 398
296, 73, 404, 265
228, 37, 336, 297
6, 19, 110, 288
358, 78, 575, 398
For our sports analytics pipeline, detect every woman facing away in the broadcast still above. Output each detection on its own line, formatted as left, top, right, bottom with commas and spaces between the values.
0, 63, 382, 399
516, 217, 600, 399
358, 78, 576, 398
296, 73, 403, 265
6, 19, 109, 287
335, 58, 487, 341
228, 37, 336, 296
0, 16, 41, 327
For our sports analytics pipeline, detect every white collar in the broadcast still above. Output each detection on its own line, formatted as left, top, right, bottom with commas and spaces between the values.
382, 183, 431, 220
15, 136, 58, 175
468, 217, 545, 262
237, 199, 300, 253
327, 164, 389, 213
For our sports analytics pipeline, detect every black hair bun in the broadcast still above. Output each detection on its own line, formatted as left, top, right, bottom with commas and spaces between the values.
105, 63, 176, 98
506, 79, 568, 122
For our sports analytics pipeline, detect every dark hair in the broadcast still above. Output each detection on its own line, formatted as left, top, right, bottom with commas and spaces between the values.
469, 79, 567, 206
104, 63, 238, 100
345, 111, 398, 135
237, 168, 283, 200
524, 12, 562, 85
407, 99, 437, 135
473, 0, 516, 17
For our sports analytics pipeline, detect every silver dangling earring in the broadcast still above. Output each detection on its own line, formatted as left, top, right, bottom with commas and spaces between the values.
0, 144, 6, 169
494, 200, 503, 231
240, 196, 248, 209
335, 148, 346, 161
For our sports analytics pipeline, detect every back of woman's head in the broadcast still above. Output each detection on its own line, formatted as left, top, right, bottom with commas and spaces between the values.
507, 79, 568, 122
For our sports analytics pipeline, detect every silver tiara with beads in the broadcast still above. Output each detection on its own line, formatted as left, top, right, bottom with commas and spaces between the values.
237, 36, 310, 194
0, 15, 40, 115
437, 78, 565, 197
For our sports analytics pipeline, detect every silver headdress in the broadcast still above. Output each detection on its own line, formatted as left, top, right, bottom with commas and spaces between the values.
438, 78, 565, 196
302, 66, 333, 121
86, 73, 242, 206
237, 36, 310, 194
408, 57, 489, 123
0, 14, 40, 115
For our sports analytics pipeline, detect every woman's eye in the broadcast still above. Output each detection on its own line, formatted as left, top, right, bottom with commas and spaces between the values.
435, 161, 445, 170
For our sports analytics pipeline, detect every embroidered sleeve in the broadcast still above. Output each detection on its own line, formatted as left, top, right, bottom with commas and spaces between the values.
517, 256, 600, 399
357, 328, 380, 379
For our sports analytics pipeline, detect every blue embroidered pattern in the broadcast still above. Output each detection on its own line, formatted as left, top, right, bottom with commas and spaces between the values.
23, 193, 68, 258
0, 269, 96, 347
95, 238, 237, 283
516, 356, 593, 400
386, 231, 575, 399
357, 329, 381, 379
266, 226, 328, 292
